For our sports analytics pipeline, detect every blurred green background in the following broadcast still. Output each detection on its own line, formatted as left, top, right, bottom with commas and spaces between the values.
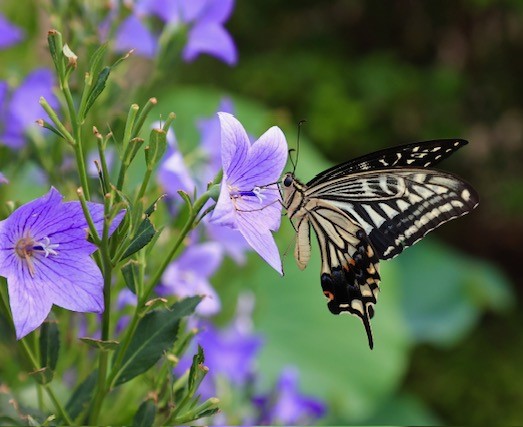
2, 0, 523, 424
190, 1, 521, 424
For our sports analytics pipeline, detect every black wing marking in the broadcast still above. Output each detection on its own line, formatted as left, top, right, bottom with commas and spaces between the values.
307, 169, 479, 260
307, 202, 381, 349
308, 139, 468, 186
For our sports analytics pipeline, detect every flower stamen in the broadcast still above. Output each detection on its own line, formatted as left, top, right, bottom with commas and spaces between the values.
14, 234, 59, 277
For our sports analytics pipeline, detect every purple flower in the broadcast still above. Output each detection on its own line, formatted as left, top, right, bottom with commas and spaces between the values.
210, 113, 287, 274
114, 0, 237, 65
114, 13, 158, 57
197, 97, 234, 180
0, 172, 7, 184
180, 0, 237, 65
157, 242, 223, 316
157, 127, 197, 195
175, 293, 262, 400
255, 367, 327, 425
0, 188, 125, 339
0, 69, 59, 149
0, 13, 24, 49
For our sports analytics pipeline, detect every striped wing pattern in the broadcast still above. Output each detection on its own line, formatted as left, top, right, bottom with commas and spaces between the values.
301, 201, 380, 348
309, 139, 468, 185
307, 169, 479, 259
281, 139, 479, 349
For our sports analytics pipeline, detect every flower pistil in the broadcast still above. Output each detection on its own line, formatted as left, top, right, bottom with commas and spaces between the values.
15, 233, 59, 277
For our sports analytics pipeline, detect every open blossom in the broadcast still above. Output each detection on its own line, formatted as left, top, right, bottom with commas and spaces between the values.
158, 101, 251, 264
0, 188, 125, 339
114, 0, 237, 65
210, 112, 288, 274
0, 13, 24, 49
254, 367, 327, 424
157, 242, 223, 316
0, 69, 59, 149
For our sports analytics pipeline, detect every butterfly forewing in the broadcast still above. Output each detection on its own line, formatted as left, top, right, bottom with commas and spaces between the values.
281, 139, 479, 349
309, 139, 468, 186
306, 168, 479, 259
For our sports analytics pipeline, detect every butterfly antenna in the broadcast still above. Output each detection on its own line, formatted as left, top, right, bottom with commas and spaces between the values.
292, 119, 306, 174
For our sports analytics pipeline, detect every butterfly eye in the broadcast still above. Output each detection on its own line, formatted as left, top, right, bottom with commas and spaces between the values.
283, 175, 293, 187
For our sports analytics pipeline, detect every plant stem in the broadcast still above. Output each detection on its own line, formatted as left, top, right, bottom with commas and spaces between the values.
88, 197, 114, 425
107, 189, 213, 388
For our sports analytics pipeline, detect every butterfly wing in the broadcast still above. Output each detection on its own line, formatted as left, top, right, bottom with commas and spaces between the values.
309, 139, 468, 186
305, 168, 479, 260
297, 199, 381, 349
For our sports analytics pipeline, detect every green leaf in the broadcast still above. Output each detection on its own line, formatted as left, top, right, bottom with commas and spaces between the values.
64, 371, 98, 423
80, 337, 120, 351
39, 320, 59, 373
188, 345, 206, 394
145, 128, 168, 168
88, 43, 108, 83
122, 260, 141, 293
122, 216, 156, 259
144, 194, 165, 216
397, 240, 515, 346
29, 367, 53, 385
112, 296, 202, 386
133, 400, 157, 427
83, 66, 111, 116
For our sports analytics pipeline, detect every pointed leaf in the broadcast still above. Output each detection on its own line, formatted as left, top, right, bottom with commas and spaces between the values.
40, 320, 59, 372
29, 367, 53, 385
133, 400, 157, 427
122, 260, 141, 293
122, 216, 156, 259
83, 66, 110, 115
145, 128, 168, 168
113, 296, 202, 386
80, 337, 120, 351
64, 371, 98, 423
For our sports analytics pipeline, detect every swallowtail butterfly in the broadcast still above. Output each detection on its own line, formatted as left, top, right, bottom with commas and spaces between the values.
281, 139, 479, 349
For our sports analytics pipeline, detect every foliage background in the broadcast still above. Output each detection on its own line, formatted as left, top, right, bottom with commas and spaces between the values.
1, 0, 522, 424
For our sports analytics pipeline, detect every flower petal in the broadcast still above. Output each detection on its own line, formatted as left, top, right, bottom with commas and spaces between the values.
236, 214, 283, 274
158, 150, 196, 195
217, 112, 250, 176
233, 126, 288, 190
0, 13, 24, 49
198, 0, 235, 24
210, 176, 239, 229
2, 69, 58, 149
176, 242, 223, 278
183, 22, 237, 65
7, 268, 53, 339
115, 15, 157, 57
35, 254, 104, 313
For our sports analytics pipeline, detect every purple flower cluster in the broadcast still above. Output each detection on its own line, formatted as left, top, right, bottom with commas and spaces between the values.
0, 188, 125, 339
176, 294, 326, 424
114, 0, 237, 65
0, 13, 24, 49
0, 69, 59, 149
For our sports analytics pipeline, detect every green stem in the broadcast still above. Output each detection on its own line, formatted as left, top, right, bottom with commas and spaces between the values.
107, 190, 213, 389
17, 339, 74, 425
88, 197, 114, 425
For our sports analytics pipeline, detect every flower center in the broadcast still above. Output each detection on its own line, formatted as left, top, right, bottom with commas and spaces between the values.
14, 234, 59, 277
229, 185, 266, 203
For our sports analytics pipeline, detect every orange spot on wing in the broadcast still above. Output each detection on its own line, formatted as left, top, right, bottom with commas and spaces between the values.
324, 291, 334, 301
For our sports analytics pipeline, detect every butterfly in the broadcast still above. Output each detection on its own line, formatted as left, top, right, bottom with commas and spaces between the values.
281, 139, 479, 349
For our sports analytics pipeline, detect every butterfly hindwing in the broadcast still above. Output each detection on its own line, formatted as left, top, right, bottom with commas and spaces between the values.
304, 200, 380, 349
